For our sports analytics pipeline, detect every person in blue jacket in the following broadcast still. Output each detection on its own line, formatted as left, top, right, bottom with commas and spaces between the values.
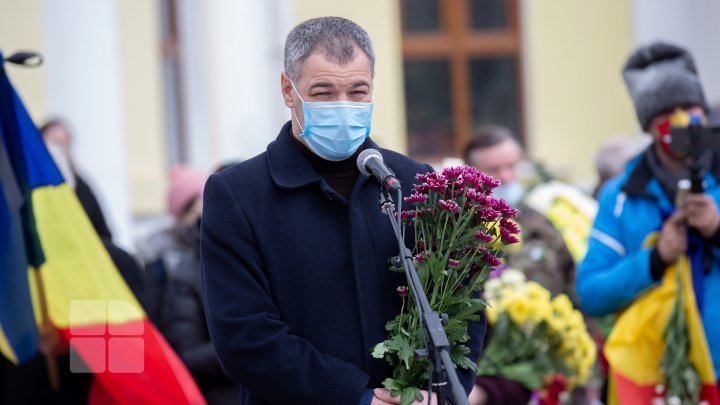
577, 42, 720, 382
200, 16, 485, 405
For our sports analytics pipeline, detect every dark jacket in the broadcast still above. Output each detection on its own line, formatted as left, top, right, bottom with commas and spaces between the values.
166, 251, 239, 405
201, 122, 485, 404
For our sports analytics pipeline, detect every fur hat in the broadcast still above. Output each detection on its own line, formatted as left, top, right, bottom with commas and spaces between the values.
622, 41, 708, 131
167, 165, 206, 219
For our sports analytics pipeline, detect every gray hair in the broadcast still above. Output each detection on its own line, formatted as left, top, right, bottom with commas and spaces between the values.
463, 126, 519, 166
284, 16, 375, 82
595, 135, 650, 181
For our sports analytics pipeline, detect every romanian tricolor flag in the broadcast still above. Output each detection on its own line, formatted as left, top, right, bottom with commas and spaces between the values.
604, 253, 719, 404
0, 53, 205, 404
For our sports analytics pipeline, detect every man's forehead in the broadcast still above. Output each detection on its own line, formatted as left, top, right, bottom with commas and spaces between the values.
296, 49, 372, 82
471, 141, 521, 163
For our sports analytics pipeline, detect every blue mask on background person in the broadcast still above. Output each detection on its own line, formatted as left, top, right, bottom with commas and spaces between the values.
494, 180, 525, 208
290, 80, 373, 161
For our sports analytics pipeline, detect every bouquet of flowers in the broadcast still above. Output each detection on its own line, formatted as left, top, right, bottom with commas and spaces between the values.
659, 262, 700, 405
370, 166, 520, 404
477, 269, 596, 396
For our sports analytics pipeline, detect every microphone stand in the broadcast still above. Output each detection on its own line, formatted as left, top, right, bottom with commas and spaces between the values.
379, 188, 469, 405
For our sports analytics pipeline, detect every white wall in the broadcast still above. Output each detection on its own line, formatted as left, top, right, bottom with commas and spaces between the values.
178, 0, 291, 172
632, 0, 720, 108
41, 0, 133, 251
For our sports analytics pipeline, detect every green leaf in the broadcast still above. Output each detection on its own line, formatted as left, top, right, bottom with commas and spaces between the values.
450, 345, 477, 371
371, 342, 390, 359
415, 261, 430, 282
444, 318, 470, 343
401, 387, 423, 405
382, 378, 405, 397
451, 298, 487, 321
394, 335, 415, 369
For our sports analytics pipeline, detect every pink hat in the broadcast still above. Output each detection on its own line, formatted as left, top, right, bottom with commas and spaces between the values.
167, 165, 207, 219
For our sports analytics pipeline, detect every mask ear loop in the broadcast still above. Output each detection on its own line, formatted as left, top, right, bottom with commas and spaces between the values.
288, 78, 305, 134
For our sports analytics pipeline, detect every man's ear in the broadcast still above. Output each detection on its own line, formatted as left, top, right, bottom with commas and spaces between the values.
280, 72, 294, 108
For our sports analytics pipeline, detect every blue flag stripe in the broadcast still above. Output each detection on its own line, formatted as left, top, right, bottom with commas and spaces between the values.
0, 71, 63, 189
0, 60, 51, 268
0, 133, 38, 363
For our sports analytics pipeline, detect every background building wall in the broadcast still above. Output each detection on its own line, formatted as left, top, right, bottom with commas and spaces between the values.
521, 0, 636, 186
632, 0, 720, 109
0, 0, 46, 123
117, 0, 167, 216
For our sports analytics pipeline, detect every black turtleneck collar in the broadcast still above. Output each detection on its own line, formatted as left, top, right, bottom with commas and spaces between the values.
288, 127, 362, 200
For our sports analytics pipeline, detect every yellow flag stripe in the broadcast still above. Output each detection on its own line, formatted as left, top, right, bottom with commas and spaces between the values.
31, 184, 144, 328
604, 255, 716, 385
0, 325, 19, 364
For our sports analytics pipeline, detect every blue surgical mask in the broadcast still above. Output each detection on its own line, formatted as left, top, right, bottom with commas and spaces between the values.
494, 180, 525, 208
290, 81, 373, 161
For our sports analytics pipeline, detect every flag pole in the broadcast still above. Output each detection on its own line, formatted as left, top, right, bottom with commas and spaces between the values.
2, 51, 59, 391
33, 268, 61, 391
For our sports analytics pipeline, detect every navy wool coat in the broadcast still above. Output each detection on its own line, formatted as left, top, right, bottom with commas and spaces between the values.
201, 122, 485, 404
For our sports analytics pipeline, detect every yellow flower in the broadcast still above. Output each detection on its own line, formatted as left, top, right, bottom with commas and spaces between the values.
567, 311, 585, 331
501, 293, 534, 326
528, 299, 553, 325
480, 271, 598, 389
551, 294, 573, 317
486, 305, 498, 324
525, 281, 552, 303
547, 315, 567, 335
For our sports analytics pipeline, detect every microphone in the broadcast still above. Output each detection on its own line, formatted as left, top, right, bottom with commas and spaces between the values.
357, 149, 401, 192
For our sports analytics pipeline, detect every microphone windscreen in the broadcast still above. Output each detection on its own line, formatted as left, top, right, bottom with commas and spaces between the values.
356, 148, 383, 176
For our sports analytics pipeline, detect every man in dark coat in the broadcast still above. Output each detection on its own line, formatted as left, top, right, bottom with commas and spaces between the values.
201, 16, 485, 405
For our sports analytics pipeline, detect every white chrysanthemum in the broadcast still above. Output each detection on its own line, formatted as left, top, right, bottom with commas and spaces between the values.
483, 278, 502, 300
499, 268, 525, 287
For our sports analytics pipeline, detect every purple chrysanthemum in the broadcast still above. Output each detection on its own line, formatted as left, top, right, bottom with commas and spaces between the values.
473, 230, 494, 243
422, 172, 449, 193
480, 173, 501, 189
478, 207, 499, 221
448, 259, 460, 267
404, 192, 428, 205
482, 252, 503, 267
500, 218, 520, 234
415, 183, 430, 194
400, 211, 416, 221
439, 199, 460, 213
441, 166, 464, 180
500, 227, 520, 244
396, 286, 410, 296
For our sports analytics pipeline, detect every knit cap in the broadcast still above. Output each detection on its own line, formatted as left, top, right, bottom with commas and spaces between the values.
167, 165, 206, 219
622, 41, 708, 131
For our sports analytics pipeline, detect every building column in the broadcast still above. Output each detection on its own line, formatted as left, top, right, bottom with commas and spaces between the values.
41, 0, 134, 250
177, 0, 292, 171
